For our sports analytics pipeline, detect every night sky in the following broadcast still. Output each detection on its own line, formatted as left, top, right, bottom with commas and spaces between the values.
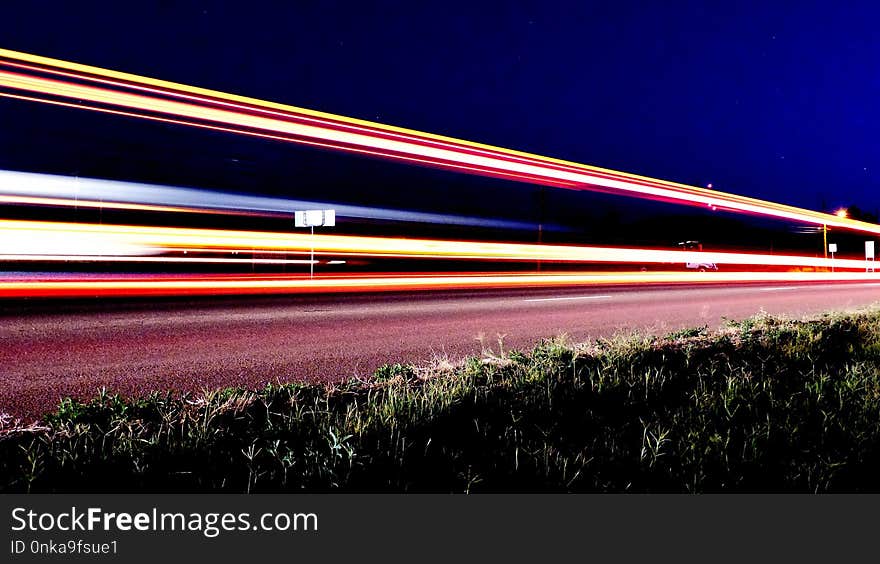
1, 1, 878, 242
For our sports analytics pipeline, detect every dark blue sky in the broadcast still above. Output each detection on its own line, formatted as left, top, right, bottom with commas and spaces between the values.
2, 1, 879, 227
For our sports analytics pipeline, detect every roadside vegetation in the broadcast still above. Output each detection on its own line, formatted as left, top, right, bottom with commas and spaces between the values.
4, 307, 880, 492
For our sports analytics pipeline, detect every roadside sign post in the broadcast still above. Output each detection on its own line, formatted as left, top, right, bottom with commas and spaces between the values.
295, 209, 336, 279
823, 224, 828, 261
866, 241, 875, 273
828, 243, 837, 272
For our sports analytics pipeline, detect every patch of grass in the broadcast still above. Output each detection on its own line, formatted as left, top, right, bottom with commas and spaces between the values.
373, 363, 418, 382
666, 325, 708, 340
5, 308, 880, 492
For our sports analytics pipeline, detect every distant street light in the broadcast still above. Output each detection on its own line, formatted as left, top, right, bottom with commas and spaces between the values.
836, 208, 849, 219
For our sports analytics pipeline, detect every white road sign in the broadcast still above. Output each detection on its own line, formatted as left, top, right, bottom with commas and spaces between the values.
295, 209, 336, 227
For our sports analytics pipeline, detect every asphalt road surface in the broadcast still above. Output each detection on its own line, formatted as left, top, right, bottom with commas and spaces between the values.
3, 280, 880, 421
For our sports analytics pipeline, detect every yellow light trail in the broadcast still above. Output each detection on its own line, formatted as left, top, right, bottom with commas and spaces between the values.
0, 219, 873, 270
1, 48, 879, 235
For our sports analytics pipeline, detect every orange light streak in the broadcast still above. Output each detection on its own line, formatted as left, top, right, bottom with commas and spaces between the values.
0, 219, 874, 270
2, 49, 880, 235
0, 71, 582, 187
0, 90, 578, 190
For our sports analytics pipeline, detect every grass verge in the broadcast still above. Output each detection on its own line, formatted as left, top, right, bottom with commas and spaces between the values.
3, 308, 880, 492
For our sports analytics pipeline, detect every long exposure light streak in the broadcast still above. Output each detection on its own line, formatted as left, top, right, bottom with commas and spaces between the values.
1, 271, 879, 299
0, 219, 873, 271
0, 255, 319, 265
0, 169, 537, 230
0, 77, 577, 188
2, 48, 879, 235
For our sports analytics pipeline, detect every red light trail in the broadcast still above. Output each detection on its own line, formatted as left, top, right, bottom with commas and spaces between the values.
2, 271, 879, 299
0, 219, 872, 270
2, 47, 880, 235
1, 49, 879, 300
